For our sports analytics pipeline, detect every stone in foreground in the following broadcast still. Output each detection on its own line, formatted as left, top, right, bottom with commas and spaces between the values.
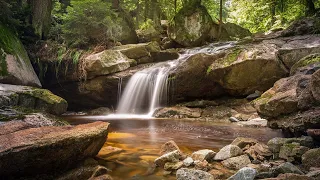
0, 121, 109, 177
154, 150, 182, 167
228, 167, 257, 180
221, 155, 251, 170
176, 168, 214, 180
214, 145, 243, 161
191, 149, 216, 161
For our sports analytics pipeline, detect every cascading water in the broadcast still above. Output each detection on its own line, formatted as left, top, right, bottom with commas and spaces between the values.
108, 42, 235, 118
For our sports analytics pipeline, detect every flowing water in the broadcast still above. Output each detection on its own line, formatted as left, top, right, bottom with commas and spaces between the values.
107, 42, 236, 118
65, 116, 283, 180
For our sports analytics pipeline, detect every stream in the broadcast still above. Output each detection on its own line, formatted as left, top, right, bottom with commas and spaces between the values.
64, 116, 283, 180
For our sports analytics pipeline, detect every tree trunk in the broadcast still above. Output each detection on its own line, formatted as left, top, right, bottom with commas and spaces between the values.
306, 0, 316, 16
30, 0, 52, 39
270, 0, 276, 27
218, 0, 223, 39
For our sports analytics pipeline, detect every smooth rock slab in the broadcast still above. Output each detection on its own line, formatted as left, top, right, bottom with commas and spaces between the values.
0, 121, 109, 177
228, 167, 257, 180
214, 145, 243, 161
176, 168, 214, 180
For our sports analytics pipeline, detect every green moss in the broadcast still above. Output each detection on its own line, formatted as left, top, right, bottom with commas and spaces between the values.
22, 88, 67, 105
206, 66, 212, 75
223, 48, 242, 66
291, 53, 320, 74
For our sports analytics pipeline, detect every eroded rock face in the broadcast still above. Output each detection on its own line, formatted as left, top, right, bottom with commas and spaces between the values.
0, 24, 41, 87
0, 83, 67, 115
168, 4, 214, 47
0, 121, 109, 178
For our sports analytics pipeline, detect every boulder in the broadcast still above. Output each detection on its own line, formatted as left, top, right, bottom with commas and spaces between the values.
290, 54, 320, 75
279, 143, 309, 163
0, 83, 67, 115
0, 121, 109, 177
214, 145, 243, 161
273, 173, 314, 180
244, 143, 272, 161
154, 150, 182, 167
222, 22, 252, 39
228, 167, 257, 180
206, 44, 288, 96
237, 118, 268, 127
176, 168, 214, 180
183, 157, 194, 167
154, 106, 202, 118
271, 162, 304, 176
164, 161, 184, 171
281, 17, 320, 37
0, 24, 41, 87
191, 149, 216, 161
194, 160, 211, 171
113, 10, 138, 44
311, 69, 320, 102
302, 148, 320, 170
168, 4, 214, 47
160, 140, 181, 155
84, 50, 132, 79
267, 136, 314, 154
231, 137, 258, 149
221, 155, 251, 170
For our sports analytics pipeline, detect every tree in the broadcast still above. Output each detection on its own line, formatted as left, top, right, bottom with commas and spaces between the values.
218, 0, 223, 38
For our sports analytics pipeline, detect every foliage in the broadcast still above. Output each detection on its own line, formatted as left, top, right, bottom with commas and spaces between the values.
60, 0, 122, 48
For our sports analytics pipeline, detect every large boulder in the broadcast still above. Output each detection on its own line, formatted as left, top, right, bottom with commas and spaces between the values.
0, 83, 67, 115
281, 17, 320, 37
84, 50, 132, 79
222, 22, 252, 39
206, 43, 288, 96
168, 3, 214, 47
0, 24, 41, 87
0, 121, 109, 178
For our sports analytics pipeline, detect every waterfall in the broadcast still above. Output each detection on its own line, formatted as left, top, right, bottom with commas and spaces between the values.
107, 42, 235, 118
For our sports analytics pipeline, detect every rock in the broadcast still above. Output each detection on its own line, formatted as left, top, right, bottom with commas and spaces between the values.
279, 143, 309, 163
246, 90, 262, 100
282, 17, 320, 37
160, 140, 181, 155
271, 162, 304, 176
58, 164, 111, 180
154, 150, 182, 167
178, 100, 218, 108
176, 168, 214, 180
237, 118, 268, 127
0, 83, 67, 115
311, 69, 320, 102
208, 169, 225, 179
0, 24, 41, 87
0, 121, 109, 177
191, 149, 216, 161
221, 155, 251, 170
151, 49, 179, 62
307, 129, 320, 141
268, 107, 320, 136
231, 137, 258, 149
154, 106, 202, 118
274, 173, 313, 180
136, 25, 161, 43
183, 157, 194, 167
268, 137, 314, 153
97, 146, 124, 158
228, 167, 257, 180
113, 10, 138, 44
302, 148, 320, 170
164, 161, 184, 171
229, 117, 240, 122
201, 105, 236, 122
22, 113, 68, 127
84, 50, 131, 79
306, 169, 320, 179
244, 143, 272, 161
87, 107, 113, 115
168, 4, 214, 47
290, 54, 320, 75
194, 160, 211, 171
222, 22, 252, 40
214, 145, 243, 161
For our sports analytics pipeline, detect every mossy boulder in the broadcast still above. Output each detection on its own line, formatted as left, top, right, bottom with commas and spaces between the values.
168, 4, 214, 47
291, 54, 320, 75
0, 24, 41, 87
207, 44, 288, 96
222, 22, 252, 39
0, 83, 67, 115
84, 50, 132, 79
302, 148, 320, 170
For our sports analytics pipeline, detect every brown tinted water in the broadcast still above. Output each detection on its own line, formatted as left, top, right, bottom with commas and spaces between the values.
64, 116, 283, 180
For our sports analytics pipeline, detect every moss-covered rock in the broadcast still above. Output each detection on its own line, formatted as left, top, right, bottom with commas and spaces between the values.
0, 24, 41, 87
0, 83, 67, 115
302, 148, 320, 170
168, 4, 214, 47
291, 54, 320, 75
